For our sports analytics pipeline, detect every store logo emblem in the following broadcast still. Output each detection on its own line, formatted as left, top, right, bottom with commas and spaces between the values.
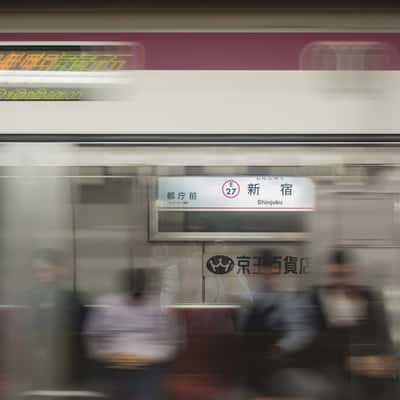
206, 255, 235, 274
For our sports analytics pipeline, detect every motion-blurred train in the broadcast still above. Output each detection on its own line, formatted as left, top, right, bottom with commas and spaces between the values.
0, 10, 400, 399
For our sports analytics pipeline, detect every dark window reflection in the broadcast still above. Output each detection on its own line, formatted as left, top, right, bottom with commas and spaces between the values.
158, 211, 309, 233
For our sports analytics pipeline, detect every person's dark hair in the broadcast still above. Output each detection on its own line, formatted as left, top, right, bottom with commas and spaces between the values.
258, 249, 276, 270
121, 268, 147, 300
328, 248, 351, 266
33, 248, 66, 268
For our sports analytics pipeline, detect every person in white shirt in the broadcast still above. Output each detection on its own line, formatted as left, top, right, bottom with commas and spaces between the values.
84, 268, 181, 400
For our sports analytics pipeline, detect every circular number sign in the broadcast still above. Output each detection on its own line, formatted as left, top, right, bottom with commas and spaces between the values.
222, 179, 240, 199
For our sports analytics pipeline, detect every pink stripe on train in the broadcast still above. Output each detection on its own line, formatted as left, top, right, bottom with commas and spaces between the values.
0, 32, 400, 69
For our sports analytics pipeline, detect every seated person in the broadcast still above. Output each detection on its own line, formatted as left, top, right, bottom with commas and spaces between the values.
239, 249, 316, 397
84, 268, 181, 400
306, 249, 398, 400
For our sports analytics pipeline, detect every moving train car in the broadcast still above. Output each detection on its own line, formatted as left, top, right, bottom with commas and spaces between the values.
1, 9, 400, 399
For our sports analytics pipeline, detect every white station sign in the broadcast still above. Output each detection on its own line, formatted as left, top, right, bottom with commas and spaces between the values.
158, 176, 315, 211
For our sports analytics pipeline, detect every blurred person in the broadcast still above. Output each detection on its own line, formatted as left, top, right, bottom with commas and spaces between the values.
25, 249, 86, 389
238, 249, 320, 399
306, 248, 398, 400
84, 267, 181, 400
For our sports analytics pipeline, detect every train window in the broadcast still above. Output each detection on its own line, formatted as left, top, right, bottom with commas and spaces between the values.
5, 144, 400, 304
337, 194, 396, 245
73, 176, 137, 296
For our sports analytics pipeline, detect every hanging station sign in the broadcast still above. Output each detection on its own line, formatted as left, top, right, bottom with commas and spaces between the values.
158, 176, 315, 211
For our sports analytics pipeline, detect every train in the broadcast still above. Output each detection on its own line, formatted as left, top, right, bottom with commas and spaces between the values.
0, 10, 400, 399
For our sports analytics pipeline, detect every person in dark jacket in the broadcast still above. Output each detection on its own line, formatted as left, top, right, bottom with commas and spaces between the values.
239, 249, 317, 398
25, 249, 86, 389
306, 248, 398, 400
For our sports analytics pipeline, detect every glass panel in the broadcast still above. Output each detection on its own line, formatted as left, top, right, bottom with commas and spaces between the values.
1, 143, 400, 400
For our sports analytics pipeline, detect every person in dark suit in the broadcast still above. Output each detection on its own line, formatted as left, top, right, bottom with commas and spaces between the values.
306, 248, 398, 400
239, 249, 317, 398
25, 249, 86, 389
